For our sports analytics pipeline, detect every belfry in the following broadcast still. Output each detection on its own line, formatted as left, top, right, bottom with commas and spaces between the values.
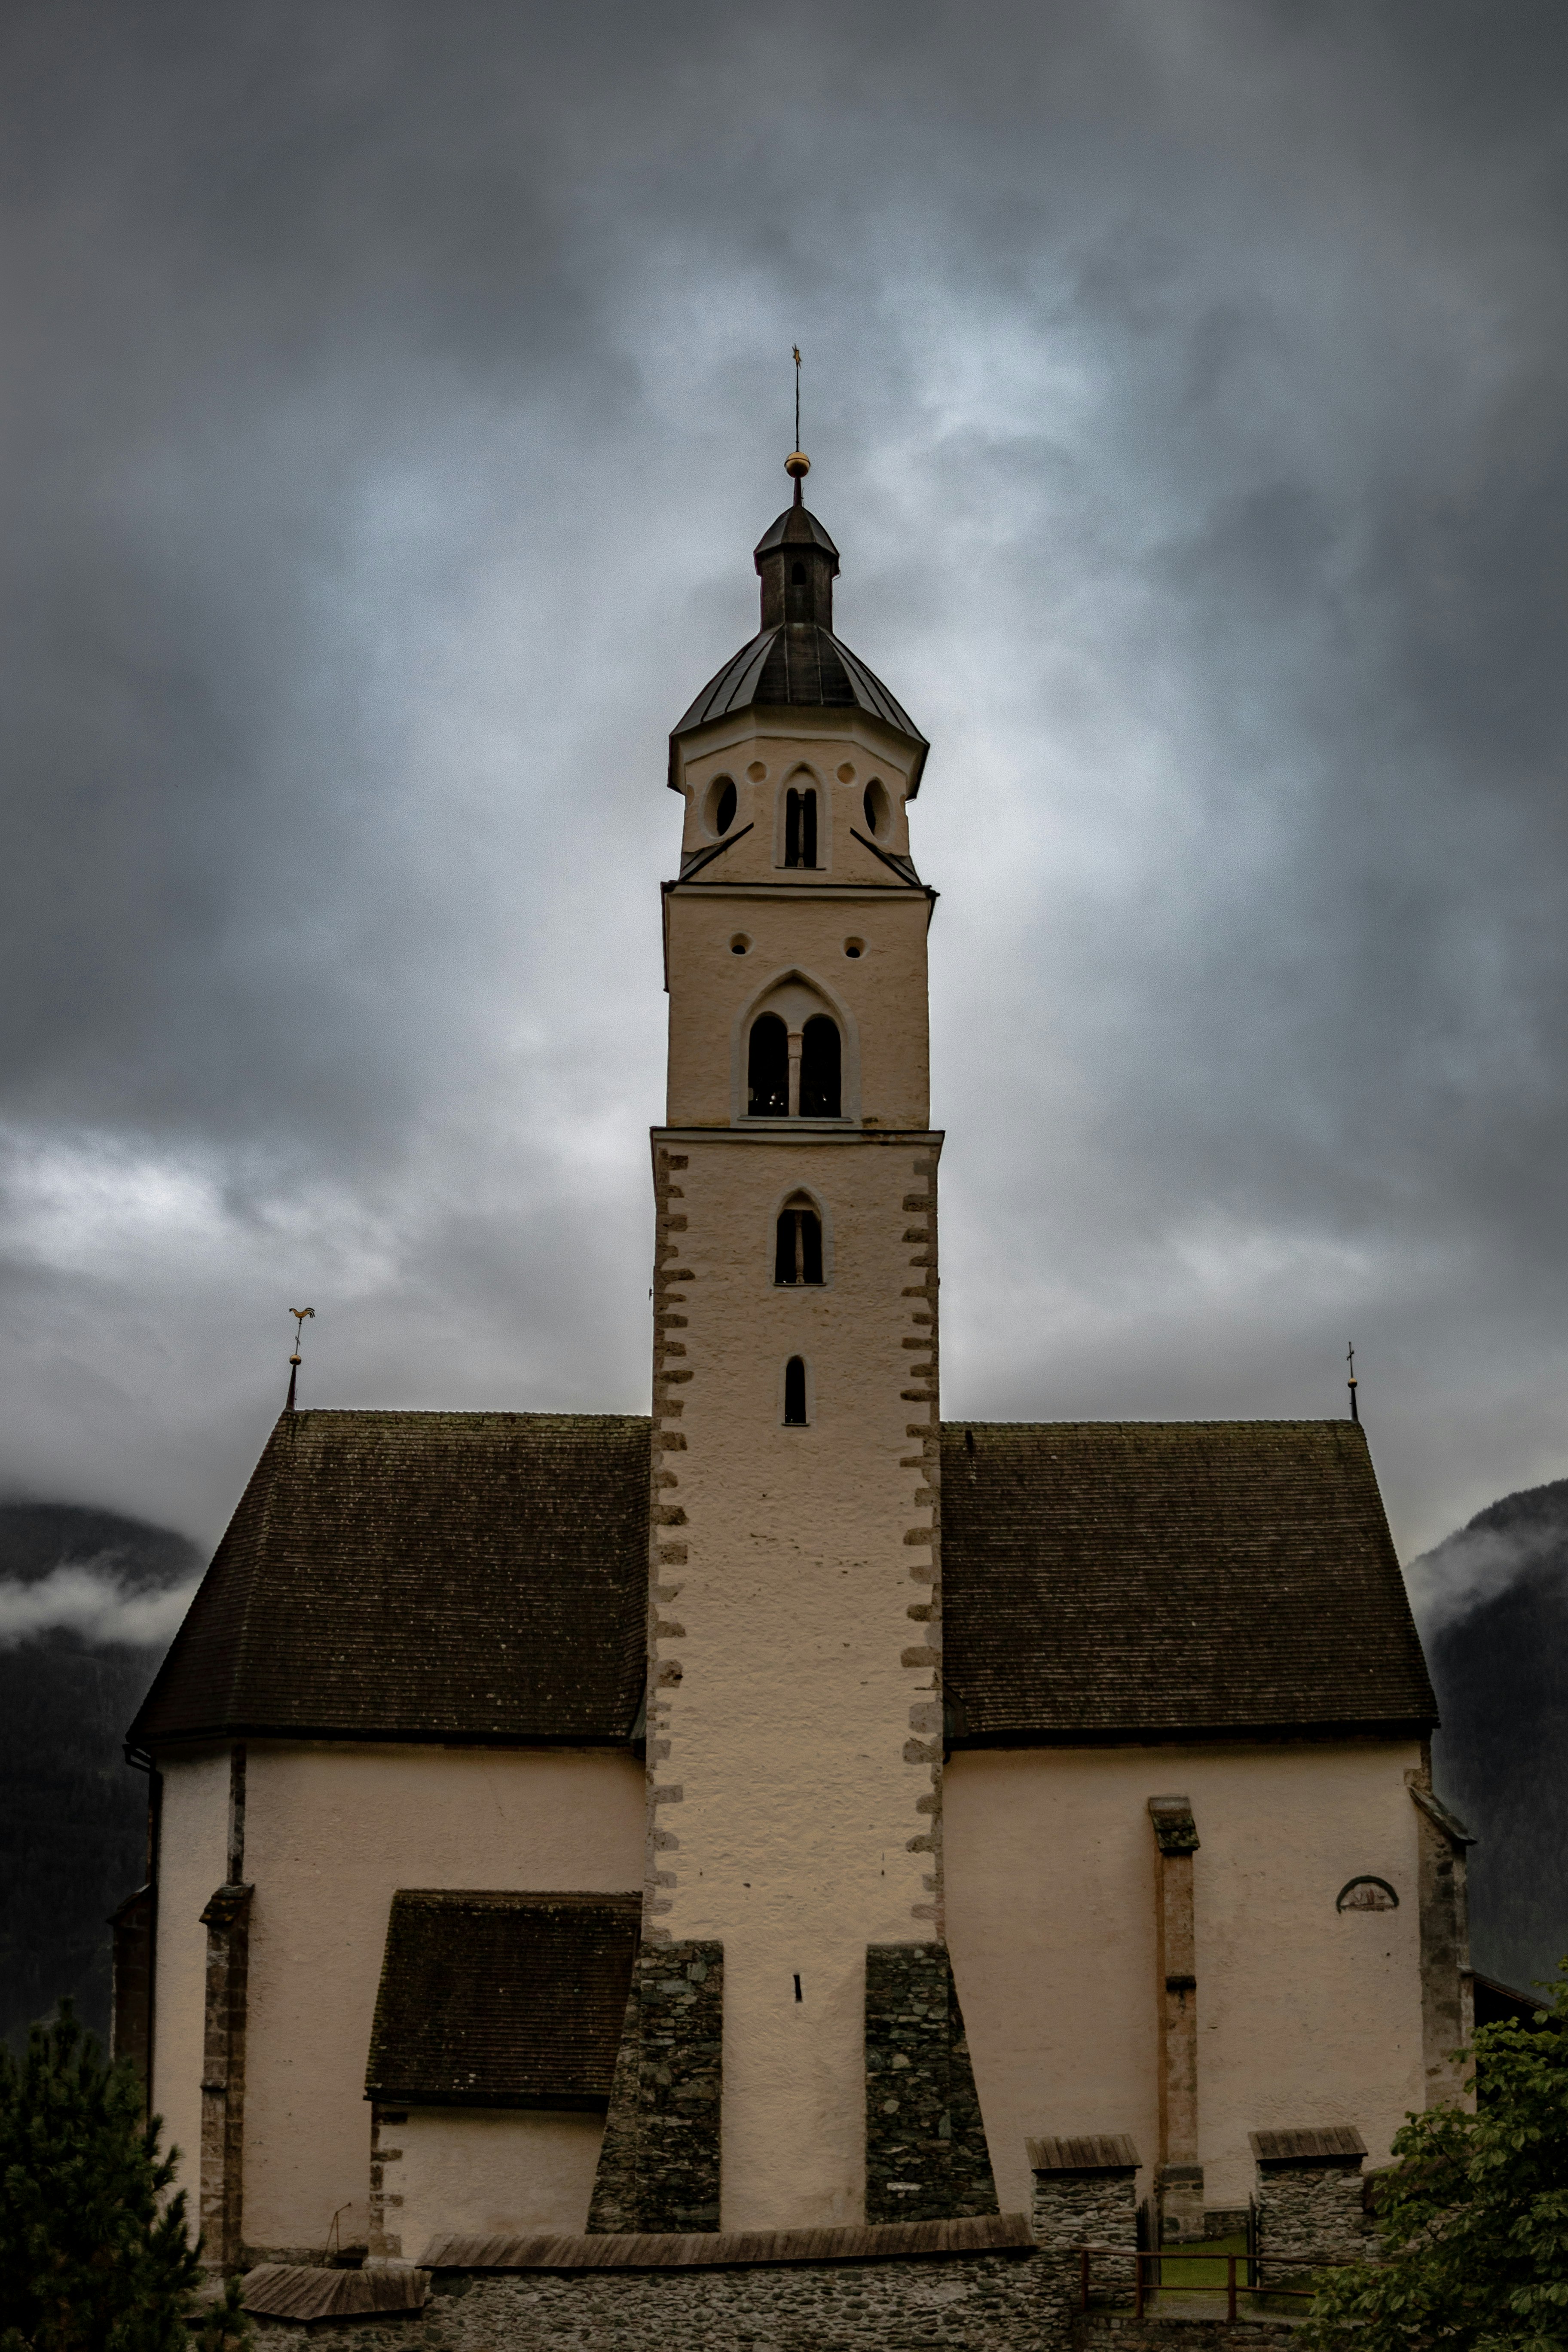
119, 456, 1468, 2322
615, 448, 989, 2231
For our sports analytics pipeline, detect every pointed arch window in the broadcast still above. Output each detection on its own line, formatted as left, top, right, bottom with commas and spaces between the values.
799, 1014, 841, 1118
747, 1012, 789, 1117
775, 1193, 824, 1286
783, 1356, 808, 1425
784, 784, 817, 869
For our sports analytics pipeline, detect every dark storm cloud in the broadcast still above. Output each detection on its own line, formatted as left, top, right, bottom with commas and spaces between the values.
1, 0, 1566, 1558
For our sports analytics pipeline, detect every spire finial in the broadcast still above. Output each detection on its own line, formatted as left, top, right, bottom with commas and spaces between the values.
1346, 1340, 1359, 1425
286, 1306, 315, 1412
786, 346, 809, 506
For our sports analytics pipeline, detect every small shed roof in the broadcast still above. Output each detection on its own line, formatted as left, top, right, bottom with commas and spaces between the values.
365, 1889, 641, 2108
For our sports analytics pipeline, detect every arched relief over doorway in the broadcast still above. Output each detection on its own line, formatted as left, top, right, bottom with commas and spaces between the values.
731, 968, 861, 1125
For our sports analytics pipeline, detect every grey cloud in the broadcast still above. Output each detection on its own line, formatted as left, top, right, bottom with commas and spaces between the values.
0, 1560, 200, 1651
1, 0, 1567, 1556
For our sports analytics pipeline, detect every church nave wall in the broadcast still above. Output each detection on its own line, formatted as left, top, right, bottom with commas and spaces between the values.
944, 1739, 1426, 2225
174, 1740, 642, 2260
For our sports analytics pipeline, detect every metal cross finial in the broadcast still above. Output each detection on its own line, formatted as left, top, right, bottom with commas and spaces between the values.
1346, 1340, 1360, 1425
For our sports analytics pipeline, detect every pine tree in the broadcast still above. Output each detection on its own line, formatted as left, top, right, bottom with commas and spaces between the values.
0, 2002, 248, 2352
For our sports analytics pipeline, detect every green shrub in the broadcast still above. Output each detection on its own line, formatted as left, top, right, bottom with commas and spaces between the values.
1305, 1959, 1568, 2352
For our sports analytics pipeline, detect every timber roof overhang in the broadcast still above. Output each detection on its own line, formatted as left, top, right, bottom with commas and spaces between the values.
940, 1420, 1436, 1746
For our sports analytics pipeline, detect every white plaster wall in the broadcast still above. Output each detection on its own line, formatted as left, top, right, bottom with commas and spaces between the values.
665, 886, 931, 1133
650, 1132, 940, 2231
390, 2109, 605, 2254
945, 1743, 1427, 2221
230, 1743, 642, 2255
150, 1748, 231, 2211
675, 713, 918, 886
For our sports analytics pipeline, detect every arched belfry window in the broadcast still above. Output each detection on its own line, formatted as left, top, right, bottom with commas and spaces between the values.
775, 1193, 824, 1286
747, 1013, 789, 1117
784, 784, 817, 869
799, 1015, 841, 1118
783, 1356, 808, 1425
787, 560, 810, 622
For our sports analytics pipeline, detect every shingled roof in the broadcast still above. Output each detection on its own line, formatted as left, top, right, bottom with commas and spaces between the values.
129, 1409, 1433, 1755
940, 1421, 1435, 1742
365, 1890, 640, 2107
127, 1411, 648, 1753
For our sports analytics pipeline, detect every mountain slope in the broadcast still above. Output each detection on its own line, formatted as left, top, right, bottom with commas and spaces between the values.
1414, 1478, 1568, 1996
0, 1504, 200, 2052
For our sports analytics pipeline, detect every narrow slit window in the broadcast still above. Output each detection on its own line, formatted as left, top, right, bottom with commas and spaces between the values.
787, 561, 810, 622
798, 1014, 841, 1118
783, 1356, 808, 1425
784, 786, 817, 869
774, 1194, 824, 1286
747, 1013, 789, 1117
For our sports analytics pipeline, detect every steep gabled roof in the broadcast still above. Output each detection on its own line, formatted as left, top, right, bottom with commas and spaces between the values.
127, 1410, 648, 1752
129, 1410, 1434, 1756
940, 1419, 1435, 1743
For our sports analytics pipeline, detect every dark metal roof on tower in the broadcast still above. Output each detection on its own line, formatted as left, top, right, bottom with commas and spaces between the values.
671, 454, 929, 790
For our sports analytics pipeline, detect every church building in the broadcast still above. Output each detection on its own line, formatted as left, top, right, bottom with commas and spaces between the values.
118, 454, 1466, 2295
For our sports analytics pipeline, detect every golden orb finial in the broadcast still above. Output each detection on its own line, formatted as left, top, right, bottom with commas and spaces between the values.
785, 450, 810, 480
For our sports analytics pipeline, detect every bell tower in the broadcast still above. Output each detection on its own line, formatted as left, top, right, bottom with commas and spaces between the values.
587, 456, 999, 2236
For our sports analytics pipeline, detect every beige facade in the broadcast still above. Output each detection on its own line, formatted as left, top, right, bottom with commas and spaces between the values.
152, 1743, 642, 2255
382, 2110, 606, 2251
945, 1741, 1428, 2224
650, 707, 942, 2229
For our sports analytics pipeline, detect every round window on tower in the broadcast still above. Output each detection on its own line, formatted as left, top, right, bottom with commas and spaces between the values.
703, 775, 738, 838
863, 778, 892, 838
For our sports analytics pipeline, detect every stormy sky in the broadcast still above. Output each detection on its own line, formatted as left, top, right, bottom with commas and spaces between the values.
2, 0, 1566, 1583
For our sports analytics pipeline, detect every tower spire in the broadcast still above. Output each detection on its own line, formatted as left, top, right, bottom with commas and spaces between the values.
787, 345, 809, 506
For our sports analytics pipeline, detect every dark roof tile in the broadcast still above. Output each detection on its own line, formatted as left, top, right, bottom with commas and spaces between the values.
941, 1421, 1435, 1742
128, 1411, 648, 1751
365, 1889, 640, 2107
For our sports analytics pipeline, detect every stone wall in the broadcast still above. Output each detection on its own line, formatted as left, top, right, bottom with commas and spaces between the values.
865, 1943, 999, 2223
587, 1942, 722, 2233
1255, 2161, 1369, 2267
251, 2248, 1046, 2352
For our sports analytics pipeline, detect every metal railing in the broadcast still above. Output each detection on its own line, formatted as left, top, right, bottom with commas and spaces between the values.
1077, 2242, 1357, 2322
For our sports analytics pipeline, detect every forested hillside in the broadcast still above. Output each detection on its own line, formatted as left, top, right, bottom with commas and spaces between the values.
0, 1505, 199, 2052
1413, 1477, 1568, 1997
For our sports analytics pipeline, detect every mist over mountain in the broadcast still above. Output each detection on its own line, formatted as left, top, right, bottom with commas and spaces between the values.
1409, 1477, 1568, 1997
0, 1503, 199, 2053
